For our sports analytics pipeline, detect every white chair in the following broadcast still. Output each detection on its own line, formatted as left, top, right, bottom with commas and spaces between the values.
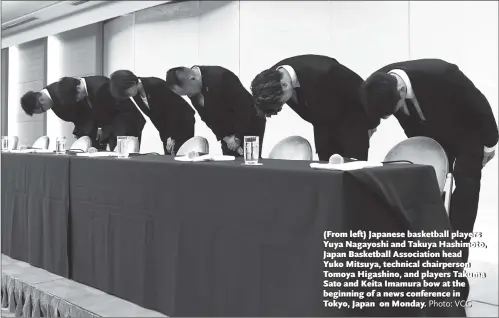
268, 136, 313, 160
70, 136, 92, 152
32, 136, 50, 150
384, 136, 453, 214
7, 136, 19, 150
176, 136, 209, 156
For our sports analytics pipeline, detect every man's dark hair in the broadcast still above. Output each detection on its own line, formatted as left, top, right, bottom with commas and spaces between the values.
110, 70, 139, 100
359, 71, 399, 120
58, 77, 80, 105
165, 67, 191, 88
250, 69, 284, 117
20, 91, 42, 116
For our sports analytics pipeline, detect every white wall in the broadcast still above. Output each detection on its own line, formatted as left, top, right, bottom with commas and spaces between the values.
104, 1, 241, 154
46, 23, 104, 149
103, 0, 414, 158
7, 39, 47, 147
1, 49, 8, 136
408, 0, 499, 263
102, 0, 498, 263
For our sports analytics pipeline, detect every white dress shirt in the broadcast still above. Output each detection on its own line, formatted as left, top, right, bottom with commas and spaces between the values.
277, 65, 301, 104
40, 88, 52, 101
277, 65, 300, 88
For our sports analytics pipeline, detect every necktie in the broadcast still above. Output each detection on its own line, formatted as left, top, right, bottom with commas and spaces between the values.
84, 97, 93, 109
406, 99, 426, 122
291, 89, 299, 104
405, 99, 416, 117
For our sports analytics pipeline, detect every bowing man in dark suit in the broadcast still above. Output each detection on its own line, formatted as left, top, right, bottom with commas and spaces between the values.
58, 76, 145, 150
109, 70, 195, 155
250, 54, 373, 161
359, 59, 499, 263
20, 77, 101, 148
165, 66, 266, 156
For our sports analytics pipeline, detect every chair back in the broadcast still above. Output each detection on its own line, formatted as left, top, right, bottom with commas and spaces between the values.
384, 136, 449, 193
8, 136, 19, 150
32, 136, 50, 150
113, 137, 140, 153
70, 136, 92, 152
176, 136, 209, 156
268, 136, 313, 160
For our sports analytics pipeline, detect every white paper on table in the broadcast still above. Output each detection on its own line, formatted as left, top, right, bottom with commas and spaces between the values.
310, 161, 383, 171
174, 154, 235, 162
76, 152, 119, 157
9, 149, 53, 154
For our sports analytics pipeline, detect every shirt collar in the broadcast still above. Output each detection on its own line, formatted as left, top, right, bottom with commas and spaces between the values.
191, 66, 207, 92
388, 69, 414, 98
40, 88, 52, 101
79, 78, 88, 97
277, 65, 300, 88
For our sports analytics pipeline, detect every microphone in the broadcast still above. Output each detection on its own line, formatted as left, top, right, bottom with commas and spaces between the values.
329, 154, 344, 164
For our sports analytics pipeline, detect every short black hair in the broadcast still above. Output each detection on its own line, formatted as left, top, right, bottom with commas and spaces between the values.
359, 71, 399, 120
58, 77, 80, 105
165, 67, 191, 88
110, 70, 139, 100
20, 91, 42, 116
250, 69, 284, 117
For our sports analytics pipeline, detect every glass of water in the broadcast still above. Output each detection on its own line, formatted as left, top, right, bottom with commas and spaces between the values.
1, 136, 9, 152
56, 137, 66, 154
116, 136, 129, 158
244, 136, 260, 165
127, 136, 139, 153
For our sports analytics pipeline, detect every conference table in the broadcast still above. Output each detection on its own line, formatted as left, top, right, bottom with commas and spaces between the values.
1, 152, 467, 317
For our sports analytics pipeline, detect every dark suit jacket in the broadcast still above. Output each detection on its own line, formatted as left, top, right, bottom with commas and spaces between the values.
378, 59, 498, 149
192, 66, 265, 141
45, 81, 94, 138
132, 77, 195, 144
47, 76, 145, 141
270, 55, 369, 127
86, 78, 145, 140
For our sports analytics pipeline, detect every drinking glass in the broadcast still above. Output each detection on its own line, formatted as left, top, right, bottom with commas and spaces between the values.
116, 136, 129, 158
55, 137, 66, 154
1, 136, 8, 152
243, 136, 259, 165
127, 136, 139, 153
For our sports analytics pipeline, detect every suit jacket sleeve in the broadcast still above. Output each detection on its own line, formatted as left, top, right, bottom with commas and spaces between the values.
158, 86, 192, 142
157, 90, 175, 141
449, 69, 498, 147
73, 102, 95, 136
220, 71, 254, 139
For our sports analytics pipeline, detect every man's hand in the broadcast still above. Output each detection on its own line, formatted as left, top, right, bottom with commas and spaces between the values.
368, 128, 377, 139
483, 149, 496, 167
166, 137, 175, 154
223, 135, 240, 151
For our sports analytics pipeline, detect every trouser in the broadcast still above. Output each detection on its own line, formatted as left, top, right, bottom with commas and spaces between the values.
105, 111, 147, 151
443, 142, 483, 264
313, 120, 369, 161
221, 117, 266, 157
440, 137, 483, 302
163, 124, 195, 156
